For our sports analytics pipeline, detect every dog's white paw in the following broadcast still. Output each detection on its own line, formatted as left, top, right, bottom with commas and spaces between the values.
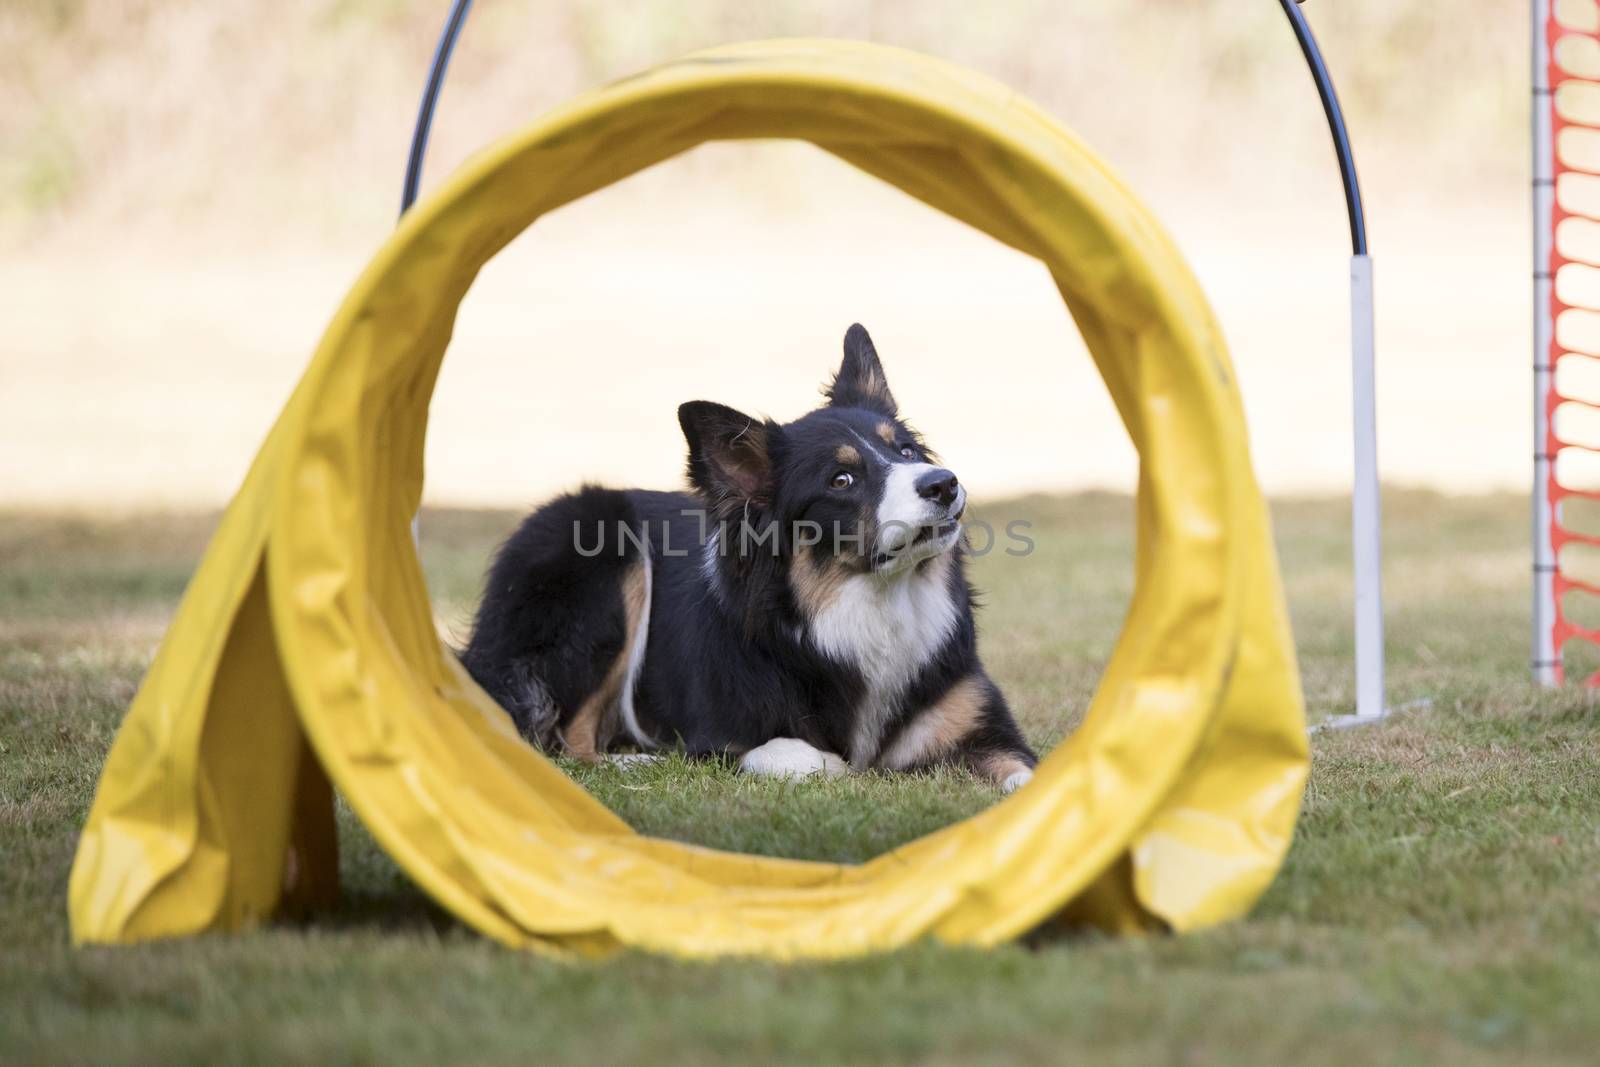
1000, 769, 1034, 794
740, 738, 850, 780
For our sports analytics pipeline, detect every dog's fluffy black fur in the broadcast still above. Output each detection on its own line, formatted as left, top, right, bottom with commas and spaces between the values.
459, 325, 1037, 789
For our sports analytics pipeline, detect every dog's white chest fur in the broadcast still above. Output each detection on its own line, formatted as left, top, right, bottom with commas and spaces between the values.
806, 562, 961, 768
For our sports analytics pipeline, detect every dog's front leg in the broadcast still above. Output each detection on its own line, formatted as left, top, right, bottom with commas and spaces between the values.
739, 738, 850, 781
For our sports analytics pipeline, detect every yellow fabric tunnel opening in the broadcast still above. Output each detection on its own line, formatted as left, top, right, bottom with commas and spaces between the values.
68, 39, 1308, 960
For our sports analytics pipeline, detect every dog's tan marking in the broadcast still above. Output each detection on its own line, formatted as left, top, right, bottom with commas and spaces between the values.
560, 561, 649, 761
877, 674, 987, 770
790, 544, 850, 619
876, 421, 897, 445
976, 752, 1034, 788
835, 444, 861, 466
855, 365, 892, 405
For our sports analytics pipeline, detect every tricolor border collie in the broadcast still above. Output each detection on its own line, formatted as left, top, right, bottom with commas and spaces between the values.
461, 325, 1037, 791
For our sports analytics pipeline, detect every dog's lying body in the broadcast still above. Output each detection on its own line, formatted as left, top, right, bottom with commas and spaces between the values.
460, 325, 1037, 790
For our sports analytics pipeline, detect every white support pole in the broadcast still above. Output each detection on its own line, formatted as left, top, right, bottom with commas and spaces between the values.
1533, 0, 1560, 687
1278, 0, 1395, 729
1350, 255, 1385, 719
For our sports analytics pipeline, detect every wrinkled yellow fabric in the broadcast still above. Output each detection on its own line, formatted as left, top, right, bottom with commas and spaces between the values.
69, 39, 1308, 959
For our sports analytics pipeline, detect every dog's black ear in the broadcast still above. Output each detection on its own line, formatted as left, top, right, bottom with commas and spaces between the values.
825, 323, 898, 416
678, 400, 776, 507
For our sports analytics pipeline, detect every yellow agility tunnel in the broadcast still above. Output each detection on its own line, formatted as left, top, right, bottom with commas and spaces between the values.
69, 39, 1309, 959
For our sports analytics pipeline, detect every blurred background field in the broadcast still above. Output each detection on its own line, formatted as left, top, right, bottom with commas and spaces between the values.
1, 0, 1529, 508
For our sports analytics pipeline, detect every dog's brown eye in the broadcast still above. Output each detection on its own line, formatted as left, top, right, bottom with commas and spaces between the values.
899, 445, 916, 460
829, 471, 854, 490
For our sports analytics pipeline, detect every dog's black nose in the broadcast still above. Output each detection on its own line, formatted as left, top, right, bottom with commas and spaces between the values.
915, 468, 960, 508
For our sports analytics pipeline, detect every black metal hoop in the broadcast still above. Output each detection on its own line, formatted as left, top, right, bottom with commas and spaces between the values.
400, 0, 1369, 258
399, 0, 474, 218
1277, 0, 1368, 255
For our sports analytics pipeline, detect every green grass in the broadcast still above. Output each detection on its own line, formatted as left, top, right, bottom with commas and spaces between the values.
3, 491, 1599, 1065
